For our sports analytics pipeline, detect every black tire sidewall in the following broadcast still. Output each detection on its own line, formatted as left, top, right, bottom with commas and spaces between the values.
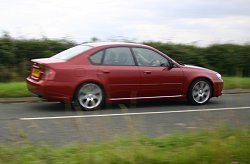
188, 79, 212, 105
74, 83, 104, 111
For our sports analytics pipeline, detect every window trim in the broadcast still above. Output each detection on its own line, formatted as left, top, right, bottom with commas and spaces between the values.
88, 50, 105, 65
102, 46, 137, 66
88, 45, 179, 67
131, 47, 171, 67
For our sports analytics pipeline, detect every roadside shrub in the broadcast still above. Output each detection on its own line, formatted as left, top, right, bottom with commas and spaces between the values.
0, 34, 250, 82
0, 34, 75, 82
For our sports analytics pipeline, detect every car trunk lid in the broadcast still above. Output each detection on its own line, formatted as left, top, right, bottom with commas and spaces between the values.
30, 57, 63, 81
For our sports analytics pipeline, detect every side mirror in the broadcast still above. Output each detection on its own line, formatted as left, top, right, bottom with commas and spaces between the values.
162, 61, 175, 71
169, 61, 175, 68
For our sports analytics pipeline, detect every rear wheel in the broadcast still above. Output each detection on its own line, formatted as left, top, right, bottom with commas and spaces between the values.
75, 83, 104, 111
188, 79, 212, 105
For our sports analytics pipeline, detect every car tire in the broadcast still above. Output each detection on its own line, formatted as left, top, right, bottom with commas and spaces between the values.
188, 79, 212, 105
74, 83, 104, 111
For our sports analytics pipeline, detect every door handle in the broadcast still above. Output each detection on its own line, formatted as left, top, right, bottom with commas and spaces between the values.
143, 71, 151, 74
101, 70, 110, 74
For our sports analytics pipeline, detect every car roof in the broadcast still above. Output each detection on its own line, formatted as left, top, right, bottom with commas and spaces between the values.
81, 42, 150, 48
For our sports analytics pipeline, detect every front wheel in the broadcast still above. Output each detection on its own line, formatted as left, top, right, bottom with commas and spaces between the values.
188, 79, 212, 105
75, 83, 104, 111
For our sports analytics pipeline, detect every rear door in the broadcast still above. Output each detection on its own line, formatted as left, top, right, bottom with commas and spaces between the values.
98, 47, 140, 100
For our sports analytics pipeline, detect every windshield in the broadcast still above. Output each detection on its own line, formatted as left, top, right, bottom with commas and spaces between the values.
52, 45, 92, 60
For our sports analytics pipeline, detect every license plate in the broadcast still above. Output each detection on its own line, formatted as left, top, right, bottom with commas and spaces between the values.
32, 68, 40, 78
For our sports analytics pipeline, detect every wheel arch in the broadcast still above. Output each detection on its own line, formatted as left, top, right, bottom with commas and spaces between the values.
186, 76, 214, 98
72, 79, 106, 102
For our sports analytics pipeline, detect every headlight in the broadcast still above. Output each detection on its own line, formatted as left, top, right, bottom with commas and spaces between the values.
216, 73, 222, 80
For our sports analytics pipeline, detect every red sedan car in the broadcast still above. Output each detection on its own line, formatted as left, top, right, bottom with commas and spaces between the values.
26, 42, 223, 110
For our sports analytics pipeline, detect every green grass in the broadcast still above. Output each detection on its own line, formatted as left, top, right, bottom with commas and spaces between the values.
0, 77, 250, 98
0, 127, 250, 163
223, 76, 250, 89
0, 82, 30, 98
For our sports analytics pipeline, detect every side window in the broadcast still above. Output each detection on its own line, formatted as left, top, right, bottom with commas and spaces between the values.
103, 47, 135, 66
132, 48, 170, 67
89, 51, 103, 65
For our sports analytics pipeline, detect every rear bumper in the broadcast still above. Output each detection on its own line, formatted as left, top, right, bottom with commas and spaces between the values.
26, 77, 73, 102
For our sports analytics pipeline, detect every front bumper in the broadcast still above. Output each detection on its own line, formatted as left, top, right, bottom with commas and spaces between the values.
213, 80, 224, 97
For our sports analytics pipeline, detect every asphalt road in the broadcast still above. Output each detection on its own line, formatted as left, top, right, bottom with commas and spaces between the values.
0, 94, 250, 145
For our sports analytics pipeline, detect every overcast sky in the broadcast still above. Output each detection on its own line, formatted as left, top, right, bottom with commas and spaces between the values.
1, 0, 250, 45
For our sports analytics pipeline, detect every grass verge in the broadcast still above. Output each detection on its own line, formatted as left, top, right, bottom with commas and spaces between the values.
223, 76, 250, 89
0, 127, 249, 163
0, 82, 30, 98
0, 77, 250, 98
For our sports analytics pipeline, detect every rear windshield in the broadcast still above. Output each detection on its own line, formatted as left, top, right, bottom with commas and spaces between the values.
52, 45, 92, 60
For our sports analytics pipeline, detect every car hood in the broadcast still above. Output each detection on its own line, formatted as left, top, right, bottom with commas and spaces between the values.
182, 64, 216, 73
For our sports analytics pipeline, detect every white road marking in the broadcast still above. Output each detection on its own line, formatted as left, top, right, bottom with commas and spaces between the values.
19, 106, 250, 121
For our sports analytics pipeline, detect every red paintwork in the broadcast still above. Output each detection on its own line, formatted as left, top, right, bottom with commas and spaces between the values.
26, 42, 223, 103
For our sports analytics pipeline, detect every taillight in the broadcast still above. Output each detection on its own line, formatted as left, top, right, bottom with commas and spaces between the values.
41, 67, 56, 80
31, 63, 44, 80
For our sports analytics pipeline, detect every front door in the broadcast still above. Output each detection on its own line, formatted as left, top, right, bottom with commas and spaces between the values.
132, 47, 184, 97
